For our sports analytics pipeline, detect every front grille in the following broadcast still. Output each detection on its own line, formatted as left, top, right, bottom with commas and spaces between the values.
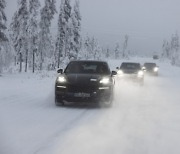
67, 84, 97, 93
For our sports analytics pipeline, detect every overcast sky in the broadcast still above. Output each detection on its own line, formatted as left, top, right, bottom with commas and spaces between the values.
5, 0, 180, 55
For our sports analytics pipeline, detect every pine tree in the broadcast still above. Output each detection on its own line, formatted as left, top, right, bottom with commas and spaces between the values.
122, 35, 129, 58
114, 43, 120, 59
29, 0, 40, 73
0, 0, 8, 73
64, 0, 71, 58
162, 40, 170, 59
56, 0, 72, 67
171, 33, 180, 65
84, 35, 91, 59
10, 0, 29, 72
105, 47, 110, 59
71, 0, 81, 59
39, 0, 56, 70
0, 0, 7, 42
56, 0, 66, 68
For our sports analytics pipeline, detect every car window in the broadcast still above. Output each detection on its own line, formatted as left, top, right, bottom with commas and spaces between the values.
120, 63, 141, 70
144, 63, 156, 68
64, 61, 110, 74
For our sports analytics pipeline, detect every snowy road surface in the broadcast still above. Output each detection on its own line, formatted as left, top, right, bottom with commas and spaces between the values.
1, 58, 180, 154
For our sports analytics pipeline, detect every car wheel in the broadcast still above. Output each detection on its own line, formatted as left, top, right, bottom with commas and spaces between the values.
100, 93, 113, 108
55, 96, 64, 106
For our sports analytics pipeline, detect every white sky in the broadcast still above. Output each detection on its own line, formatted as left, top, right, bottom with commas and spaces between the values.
5, 0, 180, 55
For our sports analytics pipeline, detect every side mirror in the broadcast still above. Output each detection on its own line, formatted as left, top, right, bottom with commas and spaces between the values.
57, 69, 63, 74
116, 67, 119, 70
111, 71, 117, 76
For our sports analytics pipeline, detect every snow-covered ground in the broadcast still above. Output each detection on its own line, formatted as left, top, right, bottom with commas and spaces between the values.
1, 57, 180, 154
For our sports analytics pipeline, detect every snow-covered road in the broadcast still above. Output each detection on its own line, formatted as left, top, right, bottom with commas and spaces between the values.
1, 58, 180, 154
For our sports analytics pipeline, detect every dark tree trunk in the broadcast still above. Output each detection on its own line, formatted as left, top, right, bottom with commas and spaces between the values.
19, 53, 22, 73
25, 49, 28, 72
33, 49, 35, 73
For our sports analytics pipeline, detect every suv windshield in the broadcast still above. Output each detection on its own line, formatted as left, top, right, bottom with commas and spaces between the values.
64, 61, 110, 74
144, 63, 156, 68
120, 63, 141, 70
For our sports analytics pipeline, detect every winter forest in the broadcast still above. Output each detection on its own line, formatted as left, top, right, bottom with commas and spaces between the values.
0, 0, 180, 74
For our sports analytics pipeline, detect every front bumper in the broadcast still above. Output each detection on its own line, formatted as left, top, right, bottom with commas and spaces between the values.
145, 70, 158, 75
117, 74, 144, 82
55, 84, 113, 103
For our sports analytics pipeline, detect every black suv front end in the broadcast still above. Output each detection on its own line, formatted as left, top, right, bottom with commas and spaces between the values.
55, 60, 116, 107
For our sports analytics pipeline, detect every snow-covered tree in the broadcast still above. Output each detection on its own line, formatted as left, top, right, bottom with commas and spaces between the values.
0, 0, 7, 42
71, 0, 81, 59
122, 35, 129, 58
162, 40, 170, 59
161, 32, 180, 66
79, 35, 104, 60
89, 37, 101, 60
105, 47, 110, 59
56, 0, 72, 67
10, 0, 29, 72
0, 0, 9, 73
56, 0, 66, 68
171, 33, 180, 65
39, 0, 56, 70
114, 43, 120, 59
83, 35, 91, 59
29, 0, 40, 72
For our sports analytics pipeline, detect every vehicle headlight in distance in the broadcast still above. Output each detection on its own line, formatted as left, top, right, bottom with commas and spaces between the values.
142, 66, 146, 71
117, 70, 123, 75
138, 70, 144, 77
100, 77, 110, 84
57, 76, 66, 83
154, 67, 158, 72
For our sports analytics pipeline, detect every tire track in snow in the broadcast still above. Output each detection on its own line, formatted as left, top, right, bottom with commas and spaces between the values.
33, 107, 100, 154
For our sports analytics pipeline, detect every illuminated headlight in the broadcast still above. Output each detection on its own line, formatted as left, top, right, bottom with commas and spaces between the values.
117, 70, 123, 75
154, 67, 158, 72
142, 66, 146, 71
138, 70, 144, 77
100, 77, 110, 84
57, 76, 66, 83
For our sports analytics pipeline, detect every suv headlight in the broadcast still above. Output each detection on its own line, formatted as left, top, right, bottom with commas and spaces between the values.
117, 70, 123, 75
154, 67, 158, 72
57, 76, 66, 83
138, 70, 144, 77
100, 77, 110, 84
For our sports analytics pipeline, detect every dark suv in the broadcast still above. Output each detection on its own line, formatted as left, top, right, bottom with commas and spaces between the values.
116, 62, 144, 85
55, 60, 117, 107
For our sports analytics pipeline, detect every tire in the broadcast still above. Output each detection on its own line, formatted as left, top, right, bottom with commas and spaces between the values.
55, 96, 64, 106
99, 93, 113, 108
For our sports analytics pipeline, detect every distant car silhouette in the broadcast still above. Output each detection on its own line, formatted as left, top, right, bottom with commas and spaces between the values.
143, 62, 159, 76
116, 62, 144, 86
153, 55, 159, 59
